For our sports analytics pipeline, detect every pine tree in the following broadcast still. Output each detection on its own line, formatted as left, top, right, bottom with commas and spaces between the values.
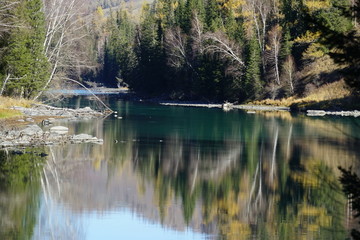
4, 0, 49, 98
103, 10, 137, 87
205, 0, 221, 32
132, 3, 167, 95
183, 0, 205, 33
244, 38, 262, 100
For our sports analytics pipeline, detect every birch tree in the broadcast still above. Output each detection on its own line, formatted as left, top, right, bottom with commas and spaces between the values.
282, 55, 296, 94
204, 32, 245, 67
267, 24, 282, 86
34, 0, 91, 99
165, 26, 188, 69
245, 0, 272, 73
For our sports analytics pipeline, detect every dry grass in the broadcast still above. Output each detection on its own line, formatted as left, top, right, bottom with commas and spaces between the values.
0, 96, 36, 119
0, 109, 22, 119
0, 96, 35, 108
250, 80, 354, 109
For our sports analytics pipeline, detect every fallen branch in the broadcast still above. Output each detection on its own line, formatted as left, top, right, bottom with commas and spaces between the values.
63, 78, 113, 113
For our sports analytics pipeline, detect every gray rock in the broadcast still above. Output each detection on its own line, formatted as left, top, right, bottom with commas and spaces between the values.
48, 118, 56, 123
50, 126, 69, 134
16, 140, 31, 146
20, 125, 43, 136
1, 141, 14, 147
26, 118, 34, 122
72, 134, 93, 140
82, 107, 92, 111
17, 119, 25, 122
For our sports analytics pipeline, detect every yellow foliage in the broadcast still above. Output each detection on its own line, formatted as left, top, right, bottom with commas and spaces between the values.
221, 222, 251, 240
172, 1, 179, 9
218, 0, 245, 17
295, 31, 321, 43
291, 171, 319, 187
218, 191, 239, 216
303, 43, 325, 60
156, 1, 164, 10
92, 158, 102, 171
96, 6, 104, 17
304, 0, 331, 11
296, 204, 332, 229
242, 10, 252, 18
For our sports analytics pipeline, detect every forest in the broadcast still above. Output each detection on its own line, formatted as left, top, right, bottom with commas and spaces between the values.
0, 0, 359, 102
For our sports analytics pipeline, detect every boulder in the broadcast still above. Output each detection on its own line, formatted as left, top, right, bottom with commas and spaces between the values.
0, 141, 14, 147
72, 134, 93, 141
50, 126, 69, 134
20, 125, 43, 136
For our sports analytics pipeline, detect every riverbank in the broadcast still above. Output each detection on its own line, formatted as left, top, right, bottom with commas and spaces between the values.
151, 80, 360, 116
0, 102, 107, 148
158, 101, 291, 112
158, 101, 360, 117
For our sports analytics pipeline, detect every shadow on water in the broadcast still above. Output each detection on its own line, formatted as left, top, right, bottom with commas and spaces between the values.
0, 98, 360, 239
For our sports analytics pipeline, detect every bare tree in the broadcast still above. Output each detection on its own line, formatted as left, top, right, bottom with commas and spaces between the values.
245, 0, 273, 72
204, 32, 245, 67
34, 0, 93, 100
165, 26, 188, 69
190, 12, 204, 55
267, 24, 282, 85
282, 55, 296, 94
165, 12, 205, 74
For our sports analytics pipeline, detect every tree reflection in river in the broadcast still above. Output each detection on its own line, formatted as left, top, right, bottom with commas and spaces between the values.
1, 102, 359, 239
0, 149, 45, 239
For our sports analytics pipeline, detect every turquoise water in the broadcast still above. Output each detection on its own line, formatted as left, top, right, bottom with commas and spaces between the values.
1, 97, 359, 239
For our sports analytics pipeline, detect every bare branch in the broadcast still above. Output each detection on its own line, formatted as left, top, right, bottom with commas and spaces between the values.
204, 32, 245, 66
165, 26, 188, 69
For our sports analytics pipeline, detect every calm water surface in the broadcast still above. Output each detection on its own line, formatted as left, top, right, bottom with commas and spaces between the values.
1, 96, 360, 239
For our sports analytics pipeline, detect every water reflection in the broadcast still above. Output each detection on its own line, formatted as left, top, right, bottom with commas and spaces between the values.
0, 149, 45, 239
1, 101, 360, 239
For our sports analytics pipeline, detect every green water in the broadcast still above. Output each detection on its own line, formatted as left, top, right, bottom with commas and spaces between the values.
1, 98, 359, 239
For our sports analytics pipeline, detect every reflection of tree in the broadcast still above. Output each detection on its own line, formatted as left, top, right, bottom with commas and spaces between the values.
19, 103, 358, 239
36, 145, 89, 239
122, 112, 353, 239
0, 149, 45, 239
339, 167, 360, 240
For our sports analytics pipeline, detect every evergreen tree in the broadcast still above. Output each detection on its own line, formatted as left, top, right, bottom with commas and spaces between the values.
103, 10, 137, 87
244, 38, 262, 100
205, 0, 221, 32
3, 0, 49, 98
133, 3, 167, 95
183, 0, 205, 33
309, 0, 360, 92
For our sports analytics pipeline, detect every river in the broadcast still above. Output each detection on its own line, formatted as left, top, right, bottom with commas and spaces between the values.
1, 96, 359, 239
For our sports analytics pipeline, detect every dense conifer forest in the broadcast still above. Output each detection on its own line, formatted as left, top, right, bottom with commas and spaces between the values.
0, 0, 359, 102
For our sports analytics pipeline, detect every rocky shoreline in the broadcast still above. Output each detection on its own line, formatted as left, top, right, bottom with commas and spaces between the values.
306, 109, 360, 117
1, 104, 106, 148
157, 101, 359, 117
158, 101, 291, 112
11, 104, 105, 120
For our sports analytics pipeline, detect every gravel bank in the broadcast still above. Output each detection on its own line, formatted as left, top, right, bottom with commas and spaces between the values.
1, 104, 106, 148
